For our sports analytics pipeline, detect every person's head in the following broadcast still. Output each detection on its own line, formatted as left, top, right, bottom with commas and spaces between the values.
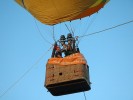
67, 33, 72, 39
63, 44, 67, 48
60, 35, 66, 45
60, 35, 66, 40
56, 46, 60, 51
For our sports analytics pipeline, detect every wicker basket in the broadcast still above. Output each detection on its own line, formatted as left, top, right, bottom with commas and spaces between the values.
45, 63, 91, 96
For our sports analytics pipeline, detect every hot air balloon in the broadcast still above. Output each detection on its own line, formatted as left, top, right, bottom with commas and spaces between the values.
15, 0, 109, 96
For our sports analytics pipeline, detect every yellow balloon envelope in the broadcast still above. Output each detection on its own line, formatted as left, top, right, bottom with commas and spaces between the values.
16, 0, 109, 25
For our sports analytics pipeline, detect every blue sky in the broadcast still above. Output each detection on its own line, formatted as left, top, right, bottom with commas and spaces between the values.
0, 0, 133, 100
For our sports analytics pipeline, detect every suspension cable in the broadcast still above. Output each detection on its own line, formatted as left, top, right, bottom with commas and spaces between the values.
69, 22, 75, 36
0, 46, 53, 98
79, 20, 133, 38
85, 14, 98, 35
65, 23, 72, 33
79, 13, 98, 42
52, 25, 56, 42
34, 18, 52, 45
21, 0, 26, 8
83, 92, 87, 100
